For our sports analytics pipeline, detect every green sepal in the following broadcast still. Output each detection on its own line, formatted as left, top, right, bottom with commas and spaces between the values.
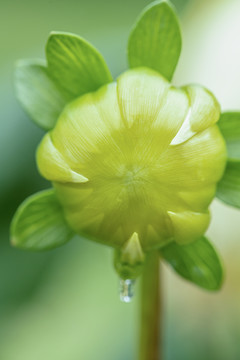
46, 32, 113, 101
216, 112, 240, 208
216, 160, 240, 208
218, 112, 240, 160
114, 250, 144, 280
114, 232, 145, 280
15, 60, 68, 130
10, 189, 74, 251
160, 237, 223, 290
128, 0, 182, 81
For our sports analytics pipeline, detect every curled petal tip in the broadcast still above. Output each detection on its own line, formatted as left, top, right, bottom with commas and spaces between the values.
70, 171, 89, 183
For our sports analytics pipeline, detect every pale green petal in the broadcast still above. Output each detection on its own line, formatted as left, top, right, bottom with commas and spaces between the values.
51, 91, 114, 171
171, 85, 220, 145
51, 82, 124, 165
117, 68, 189, 153
93, 83, 123, 131
186, 85, 220, 132
116, 68, 170, 127
37, 133, 88, 183
167, 211, 210, 244
160, 126, 226, 189
170, 108, 195, 145
153, 86, 189, 150
52, 92, 106, 163
178, 187, 217, 212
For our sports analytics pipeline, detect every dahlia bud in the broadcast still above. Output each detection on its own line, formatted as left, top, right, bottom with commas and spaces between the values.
36, 68, 226, 278
12, 0, 234, 290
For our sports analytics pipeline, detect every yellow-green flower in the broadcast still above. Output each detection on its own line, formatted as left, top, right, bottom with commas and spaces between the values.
37, 68, 225, 249
11, 0, 240, 289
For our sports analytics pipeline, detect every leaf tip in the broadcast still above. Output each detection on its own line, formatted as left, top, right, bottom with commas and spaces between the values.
128, 0, 182, 80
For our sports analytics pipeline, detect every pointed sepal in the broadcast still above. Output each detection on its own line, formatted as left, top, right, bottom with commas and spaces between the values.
128, 0, 182, 81
114, 232, 145, 279
217, 160, 240, 208
160, 236, 224, 290
46, 32, 112, 101
15, 60, 67, 130
218, 112, 240, 160
10, 189, 74, 250
216, 112, 240, 207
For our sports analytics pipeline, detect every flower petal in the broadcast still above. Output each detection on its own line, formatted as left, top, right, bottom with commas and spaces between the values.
186, 85, 220, 132
167, 210, 210, 244
50, 85, 123, 173
117, 68, 170, 127
37, 133, 88, 183
159, 125, 226, 190
171, 85, 220, 145
117, 68, 189, 153
153, 85, 189, 149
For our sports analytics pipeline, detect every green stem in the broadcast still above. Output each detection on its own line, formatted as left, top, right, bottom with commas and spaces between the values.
139, 251, 162, 360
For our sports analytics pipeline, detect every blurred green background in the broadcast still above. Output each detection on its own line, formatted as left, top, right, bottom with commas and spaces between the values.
1, 0, 240, 359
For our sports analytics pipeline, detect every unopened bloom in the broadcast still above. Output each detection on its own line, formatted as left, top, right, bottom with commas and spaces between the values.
12, 0, 238, 289
37, 68, 226, 278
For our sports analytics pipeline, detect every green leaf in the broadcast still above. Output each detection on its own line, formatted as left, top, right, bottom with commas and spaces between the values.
10, 189, 74, 251
46, 32, 113, 101
128, 0, 182, 81
216, 112, 240, 208
160, 237, 223, 290
218, 112, 240, 160
15, 60, 68, 130
216, 160, 240, 208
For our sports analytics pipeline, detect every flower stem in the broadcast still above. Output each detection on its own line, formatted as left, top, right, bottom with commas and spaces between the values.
138, 251, 162, 360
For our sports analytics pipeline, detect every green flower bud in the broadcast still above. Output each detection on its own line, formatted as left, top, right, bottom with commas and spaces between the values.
37, 68, 226, 279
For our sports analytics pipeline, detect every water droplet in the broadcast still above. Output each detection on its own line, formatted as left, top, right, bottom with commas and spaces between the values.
119, 279, 135, 303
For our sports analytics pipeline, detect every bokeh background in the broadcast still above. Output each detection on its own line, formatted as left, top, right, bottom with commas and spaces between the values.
1, 0, 240, 359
